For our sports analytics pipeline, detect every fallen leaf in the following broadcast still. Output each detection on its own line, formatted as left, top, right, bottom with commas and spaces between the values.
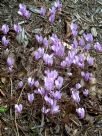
65, 19, 72, 38
91, 27, 97, 37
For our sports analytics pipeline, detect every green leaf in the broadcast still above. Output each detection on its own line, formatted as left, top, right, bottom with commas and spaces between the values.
0, 106, 8, 113
16, 28, 29, 47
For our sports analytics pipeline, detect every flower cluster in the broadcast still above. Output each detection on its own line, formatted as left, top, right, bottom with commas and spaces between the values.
1, 1, 102, 120
49, 0, 62, 24
35, 70, 63, 114
18, 4, 31, 19
1, 23, 22, 47
37, 0, 62, 24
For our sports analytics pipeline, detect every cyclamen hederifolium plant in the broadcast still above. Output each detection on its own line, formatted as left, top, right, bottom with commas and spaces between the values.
1, 0, 102, 120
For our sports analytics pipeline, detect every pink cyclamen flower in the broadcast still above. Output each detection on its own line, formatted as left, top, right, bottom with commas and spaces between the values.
50, 100, 60, 114
18, 3, 26, 15
28, 77, 34, 87
52, 43, 65, 57
44, 77, 54, 91
71, 90, 80, 103
81, 71, 92, 81
18, 81, 23, 89
36, 87, 45, 96
49, 6, 56, 15
61, 61, 67, 68
83, 89, 89, 97
35, 35, 43, 44
84, 44, 91, 50
75, 83, 81, 90
70, 23, 78, 36
24, 10, 31, 19
14, 24, 22, 34
45, 70, 58, 79
8, 66, 13, 72
94, 42, 102, 52
27, 93, 34, 103
18, 4, 26, 16
70, 22, 77, 30
44, 95, 54, 105
43, 53, 53, 66
2, 36, 9, 46
34, 47, 44, 60
52, 91, 62, 100
83, 33, 93, 42
79, 37, 85, 47
54, 0, 62, 11
15, 104, 23, 113
76, 108, 85, 119
18, 4, 31, 19
43, 37, 49, 47
49, 6, 56, 24
55, 76, 63, 89
87, 56, 94, 66
40, 7, 46, 16
34, 80, 39, 88
7, 56, 14, 67
42, 106, 50, 114
49, 13, 56, 24
2, 24, 9, 34
72, 38, 78, 48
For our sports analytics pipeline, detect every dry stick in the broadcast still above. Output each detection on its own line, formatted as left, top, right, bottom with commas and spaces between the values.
61, 82, 70, 91
14, 112, 19, 136
10, 77, 19, 136
10, 77, 13, 118
17, 83, 26, 104
39, 113, 44, 136
14, 84, 26, 136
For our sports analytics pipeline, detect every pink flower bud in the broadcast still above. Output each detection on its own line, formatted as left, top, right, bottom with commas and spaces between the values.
7, 56, 14, 67
2, 24, 9, 34
15, 104, 23, 113
27, 93, 34, 103
2, 36, 9, 46
71, 90, 80, 103
14, 24, 22, 34
76, 108, 85, 119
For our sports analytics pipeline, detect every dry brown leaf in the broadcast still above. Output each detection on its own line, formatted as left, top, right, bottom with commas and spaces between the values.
65, 19, 72, 38
91, 27, 97, 37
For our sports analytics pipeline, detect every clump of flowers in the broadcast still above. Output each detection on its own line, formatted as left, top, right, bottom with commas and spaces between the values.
18, 3, 31, 19
1, 0, 102, 121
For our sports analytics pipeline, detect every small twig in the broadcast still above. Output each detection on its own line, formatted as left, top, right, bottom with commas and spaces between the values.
10, 77, 13, 118
17, 84, 26, 104
39, 113, 45, 136
14, 112, 19, 136
31, 125, 44, 130
61, 82, 70, 91
70, 118, 81, 127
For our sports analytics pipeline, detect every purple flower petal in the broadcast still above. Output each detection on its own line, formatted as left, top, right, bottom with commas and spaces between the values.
76, 107, 85, 119
2, 24, 9, 34
15, 104, 23, 113
2, 36, 9, 46
27, 93, 34, 103
14, 24, 22, 34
